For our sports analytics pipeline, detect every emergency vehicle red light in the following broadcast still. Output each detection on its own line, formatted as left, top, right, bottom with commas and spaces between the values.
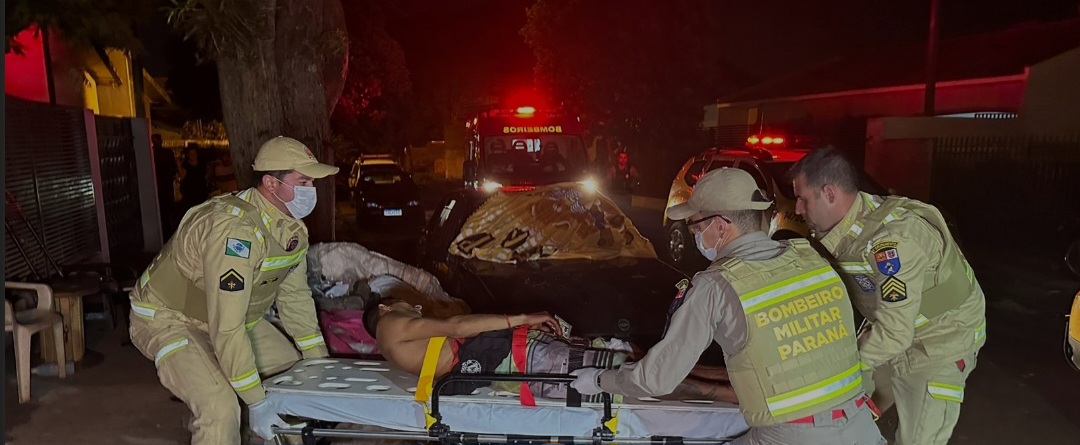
761, 137, 774, 144
773, 137, 785, 144
747, 136, 761, 144
516, 106, 536, 115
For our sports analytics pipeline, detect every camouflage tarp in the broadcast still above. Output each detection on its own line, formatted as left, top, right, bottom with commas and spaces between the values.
449, 183, 657, 263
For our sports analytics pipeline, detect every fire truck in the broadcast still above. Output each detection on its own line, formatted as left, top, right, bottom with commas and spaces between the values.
463, 106, 595, 192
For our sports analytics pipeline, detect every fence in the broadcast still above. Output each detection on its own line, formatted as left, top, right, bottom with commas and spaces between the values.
931, 135, 1080, 253
4, 98, 101, 280
96, 115, 145, 261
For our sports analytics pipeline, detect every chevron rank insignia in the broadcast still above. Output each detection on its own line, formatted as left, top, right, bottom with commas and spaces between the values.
881, 276, 907, 302
219, 269, 245, 292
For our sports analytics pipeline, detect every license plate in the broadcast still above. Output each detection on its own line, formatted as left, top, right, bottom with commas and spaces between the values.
383, 208, 403, 217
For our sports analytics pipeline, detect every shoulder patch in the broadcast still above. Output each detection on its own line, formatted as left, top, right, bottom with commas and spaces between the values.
219, 269, 245, 292
873, 241, 901, 276
226, 238, 252, 258
853, 274, 876, 292
880, 276, 907, 302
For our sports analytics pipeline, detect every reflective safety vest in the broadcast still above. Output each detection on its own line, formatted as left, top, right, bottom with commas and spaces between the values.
131, 193, 308, 327
720, 239, 863, 427
834, 194, 979, 326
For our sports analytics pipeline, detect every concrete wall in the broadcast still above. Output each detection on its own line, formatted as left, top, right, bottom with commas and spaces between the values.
1021, 46, 1080, 136
865, 116, 1025, 200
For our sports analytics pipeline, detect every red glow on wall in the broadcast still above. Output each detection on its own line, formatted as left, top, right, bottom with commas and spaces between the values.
5, 25, 51, 103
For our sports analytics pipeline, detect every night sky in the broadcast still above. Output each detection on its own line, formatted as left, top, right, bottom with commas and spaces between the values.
139, 0, 1080, 119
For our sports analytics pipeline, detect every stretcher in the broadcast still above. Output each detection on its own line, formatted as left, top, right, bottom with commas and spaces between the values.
265, 358, 749, 444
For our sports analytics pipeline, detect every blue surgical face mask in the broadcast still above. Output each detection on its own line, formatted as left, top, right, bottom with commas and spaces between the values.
694, 219, 721, 261
273, 178, 317, 219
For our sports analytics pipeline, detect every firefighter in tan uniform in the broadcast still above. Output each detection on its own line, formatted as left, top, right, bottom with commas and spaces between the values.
128, 136, 338, 444
572, 169, 884, 445
790, 147, 986, 445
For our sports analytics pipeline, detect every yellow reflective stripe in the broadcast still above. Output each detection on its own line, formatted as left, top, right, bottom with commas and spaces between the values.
260, 211, 272, 228
965, 263, 975, 284
884, 210, 902, 223
154, 338, 189, 365
766, 363, 863, 415
131, 302, 157, 318
231, 369, 261, 391
228, 205, 245, 217
245, 320, 260, 331
915, 314, 930, 328
927, 382, 964, 402
253, 228, 265, 244
847, 221, 863, 237
975, 323, 986, 342
863, 193, 881, 210
139, 271, 150, 287
860, 361, 872, 371
740, 266, 842, 314
416, 337, 447, 402
260, 248, 308, 271
839, 262, 873, 274
238, 188, 253, 202
295, 334, 326, 350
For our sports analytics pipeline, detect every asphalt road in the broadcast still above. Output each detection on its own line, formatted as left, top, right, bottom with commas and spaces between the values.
336, 187, 1080, 444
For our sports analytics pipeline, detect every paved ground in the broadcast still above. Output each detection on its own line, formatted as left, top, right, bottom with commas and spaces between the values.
6, 186, 1080, 444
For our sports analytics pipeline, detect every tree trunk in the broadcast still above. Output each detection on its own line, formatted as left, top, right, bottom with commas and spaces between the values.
220, 2, 284, 190
274, 0, 346, 242
217, 0, 346, 242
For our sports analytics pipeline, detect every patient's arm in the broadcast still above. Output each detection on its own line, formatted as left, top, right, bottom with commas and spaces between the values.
661, 377, 739, 404
383, 312, 561, 343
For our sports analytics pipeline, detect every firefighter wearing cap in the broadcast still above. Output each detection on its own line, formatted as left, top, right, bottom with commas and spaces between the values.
789, 147, 986, 445
571, 168, 884, 445
128, 136, 339, 444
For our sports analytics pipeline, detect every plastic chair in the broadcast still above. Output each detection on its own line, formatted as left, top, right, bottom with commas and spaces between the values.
5, 281, 67, 403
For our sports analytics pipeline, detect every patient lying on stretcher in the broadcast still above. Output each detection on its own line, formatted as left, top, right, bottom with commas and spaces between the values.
362, 296, 737, 403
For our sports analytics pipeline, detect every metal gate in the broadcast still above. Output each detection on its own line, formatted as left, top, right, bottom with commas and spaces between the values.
931, 135, 1080, 251
5, 98, 100, 280
96, 116, 145, 261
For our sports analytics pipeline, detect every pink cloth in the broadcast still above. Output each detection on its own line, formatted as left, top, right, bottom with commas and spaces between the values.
318, 309, 379, 355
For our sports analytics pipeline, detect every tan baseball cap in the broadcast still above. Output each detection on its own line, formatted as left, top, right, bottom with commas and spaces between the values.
667, 168, 772, 220
252, 136, 339, 178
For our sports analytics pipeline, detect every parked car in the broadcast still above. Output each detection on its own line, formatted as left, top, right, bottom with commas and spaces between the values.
663, 135, 888, 269
1066, 289, 1080, 372
350, 162, 424, 229
417, 182, 724, 364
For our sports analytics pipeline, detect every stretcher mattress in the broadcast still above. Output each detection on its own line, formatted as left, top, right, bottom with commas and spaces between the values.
264, 358, 749, 440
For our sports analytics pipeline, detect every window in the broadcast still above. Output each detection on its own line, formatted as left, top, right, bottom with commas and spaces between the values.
683, 160, 707, 186
735, 161, 769, 192
705, 158, 736, 173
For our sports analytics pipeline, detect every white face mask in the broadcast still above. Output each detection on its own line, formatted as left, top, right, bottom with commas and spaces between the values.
273, 178, 317, 219
694, 219, 722, 261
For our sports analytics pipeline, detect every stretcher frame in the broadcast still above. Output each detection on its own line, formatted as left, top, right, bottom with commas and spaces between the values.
272, 372, 745, 445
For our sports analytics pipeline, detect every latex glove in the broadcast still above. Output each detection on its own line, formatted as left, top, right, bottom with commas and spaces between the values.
248, 399, 286, 440
570, 367, 605, 395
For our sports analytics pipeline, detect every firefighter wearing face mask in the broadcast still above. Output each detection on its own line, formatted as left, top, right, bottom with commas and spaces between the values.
571, 168, 884, 445
128, 136, 338, 444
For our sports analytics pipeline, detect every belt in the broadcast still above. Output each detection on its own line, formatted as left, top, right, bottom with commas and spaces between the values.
786, 394, 878, 425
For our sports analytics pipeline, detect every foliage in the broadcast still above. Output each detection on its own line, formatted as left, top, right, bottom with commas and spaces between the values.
165, 0, 264, 62
5, 0, 152, 54
331, 2, 413, 155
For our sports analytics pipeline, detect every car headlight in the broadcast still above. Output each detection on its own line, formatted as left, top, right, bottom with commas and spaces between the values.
482, 180, 503, 193
407, 200, 420, 207
578, 178, 598, 192
365, 202, 379, 208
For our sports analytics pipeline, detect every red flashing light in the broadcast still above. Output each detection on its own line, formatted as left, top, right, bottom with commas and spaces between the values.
746, 134, 786, 146
515, 106, 536, 115
747, 136, 761, 145
773, 137, 785, 144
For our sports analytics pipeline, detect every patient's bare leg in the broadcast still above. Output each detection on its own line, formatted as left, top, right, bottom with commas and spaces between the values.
660, 377, 739, 404
688, 364, 730, 382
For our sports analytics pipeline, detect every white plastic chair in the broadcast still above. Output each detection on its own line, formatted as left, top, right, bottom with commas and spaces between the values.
5, 281, 67, 403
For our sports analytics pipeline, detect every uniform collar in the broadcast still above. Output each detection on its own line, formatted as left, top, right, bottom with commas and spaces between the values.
817, 191, 877, 254
239, 187, 295, 222
716, 231, 775, 260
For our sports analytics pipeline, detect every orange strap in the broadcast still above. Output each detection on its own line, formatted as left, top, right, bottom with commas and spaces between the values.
511, 326, 536, 407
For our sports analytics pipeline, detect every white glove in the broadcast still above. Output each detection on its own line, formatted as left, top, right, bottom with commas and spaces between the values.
248, 399, 286, 440
570, 367, 605, 395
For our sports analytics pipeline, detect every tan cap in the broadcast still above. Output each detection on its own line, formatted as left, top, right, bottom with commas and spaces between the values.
667, 168, 772, 220
252, 136, 339, 178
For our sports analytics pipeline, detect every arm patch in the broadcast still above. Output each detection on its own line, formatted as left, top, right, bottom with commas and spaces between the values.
881, 276, 907, 302
220, 269, 245, 292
